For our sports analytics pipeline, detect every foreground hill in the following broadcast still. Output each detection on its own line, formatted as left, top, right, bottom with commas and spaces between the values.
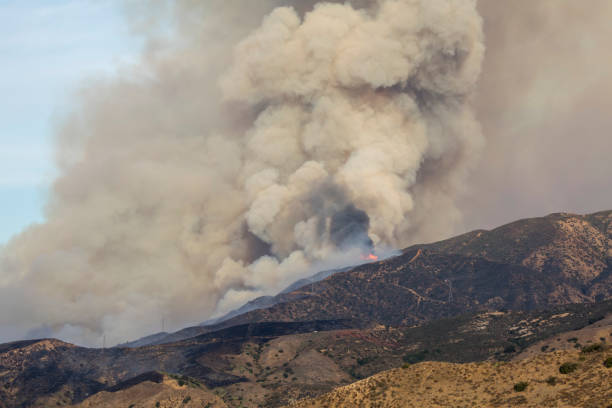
289, 347, 612, 407
74, 372, 226, 408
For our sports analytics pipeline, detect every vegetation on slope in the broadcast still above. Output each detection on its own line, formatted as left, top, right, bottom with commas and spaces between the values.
288, 347, 612, 407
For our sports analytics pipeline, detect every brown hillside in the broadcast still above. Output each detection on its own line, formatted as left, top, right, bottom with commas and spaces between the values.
2, 303, 609, 408
289, 348, 612, 408
216, 211, 612, 330
73, 373, 226, 408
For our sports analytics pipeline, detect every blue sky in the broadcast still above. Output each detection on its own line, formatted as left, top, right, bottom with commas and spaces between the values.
0, 0, 141, 244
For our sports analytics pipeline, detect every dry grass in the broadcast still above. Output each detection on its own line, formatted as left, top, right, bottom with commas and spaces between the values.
73, 375, 227, 408
288, 348, 612, 408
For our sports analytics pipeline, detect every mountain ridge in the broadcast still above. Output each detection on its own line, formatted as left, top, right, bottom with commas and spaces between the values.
122, 210, 612, 348
202, 210, 611, 329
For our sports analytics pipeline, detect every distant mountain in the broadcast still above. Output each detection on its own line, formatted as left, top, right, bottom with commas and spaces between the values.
115, 331, 171, 349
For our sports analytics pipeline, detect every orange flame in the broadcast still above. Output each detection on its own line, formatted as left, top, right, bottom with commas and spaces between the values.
361, 253, 379, 261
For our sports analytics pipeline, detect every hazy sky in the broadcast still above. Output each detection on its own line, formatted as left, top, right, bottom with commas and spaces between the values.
463, 0, 612, 231
0, 0, 140, 244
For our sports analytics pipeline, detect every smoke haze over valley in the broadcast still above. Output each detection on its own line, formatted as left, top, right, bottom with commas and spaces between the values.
0, 0, 611, 347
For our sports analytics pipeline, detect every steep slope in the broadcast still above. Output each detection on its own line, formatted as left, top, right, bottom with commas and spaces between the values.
214, 211, 612, 329
289, 348, 612, 407
414, 210, 612, 298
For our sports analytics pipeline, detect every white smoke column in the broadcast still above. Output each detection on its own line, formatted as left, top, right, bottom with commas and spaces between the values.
0, 0, 484, 346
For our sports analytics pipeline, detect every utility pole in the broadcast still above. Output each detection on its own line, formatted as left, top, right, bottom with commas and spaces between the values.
445, 279, 453, 303
162, 317, 165, 333
102, 335, 106, 349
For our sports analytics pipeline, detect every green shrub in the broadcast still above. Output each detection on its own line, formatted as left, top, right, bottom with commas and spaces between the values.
604, 357, 612, 368
402, 363, 411, 369
545, 376, 557, 386
403, 350, 429, 364
357, 357, 373, 366
581, 343, 604, 353
559, 362, 578, 374
567, 337, 578, 343
513, 382, 528, 392
588, 315, 604, 325
182, 395, 191, 404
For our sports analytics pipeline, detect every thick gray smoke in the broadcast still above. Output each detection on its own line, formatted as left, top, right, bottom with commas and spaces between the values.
330, 204, 372, 250
0, 0, 484, 346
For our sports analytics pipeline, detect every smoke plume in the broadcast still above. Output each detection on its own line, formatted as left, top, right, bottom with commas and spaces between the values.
0, 0, 484, 345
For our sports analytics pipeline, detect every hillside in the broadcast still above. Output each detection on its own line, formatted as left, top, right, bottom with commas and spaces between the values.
128, 210, 611, 348
1, 210, 611, 407
74, 372, 227, 408
225, 211, 612, 326
1, 302, 610, 407
288, 347, 612, 407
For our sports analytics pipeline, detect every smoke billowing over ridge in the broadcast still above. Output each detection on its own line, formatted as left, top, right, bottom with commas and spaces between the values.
0, 0, 484, 346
